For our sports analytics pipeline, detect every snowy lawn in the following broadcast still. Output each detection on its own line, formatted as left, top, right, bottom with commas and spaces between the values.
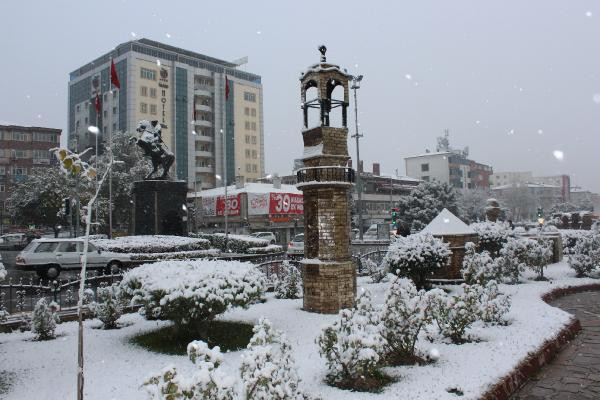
0, 261, 596, 399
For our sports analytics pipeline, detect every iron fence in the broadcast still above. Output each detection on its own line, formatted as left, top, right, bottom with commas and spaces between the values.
352, 249, 388, 275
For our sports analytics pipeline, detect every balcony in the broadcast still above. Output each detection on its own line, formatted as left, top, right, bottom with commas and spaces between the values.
297, 167, 355, 185
194, 134, 213, 142
194, 120, 212, 128
194, 104, 212, 112
195, 151, 213, 158
194, 87, 212, 97
195, 166, 214, 173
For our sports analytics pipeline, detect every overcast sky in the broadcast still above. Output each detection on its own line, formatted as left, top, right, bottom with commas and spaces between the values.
2, 0, 599, 192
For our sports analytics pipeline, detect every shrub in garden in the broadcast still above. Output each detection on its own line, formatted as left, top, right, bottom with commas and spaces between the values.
275, 262, 302, 299
568, 234, 600, 277
193, 233, 270, 254
524, 238, 553, 280
495, 237, 530, 283
561, 230, 594, 255
461, 242, 499, 285
477, 281, 511, 325
364, 258, 388, 283
247, 244, 284, 254
317, 290, 387, 391
429, 285, 481, 344
383, 233, 451, 290
121, 259, 266, 329
380, 278, 435, 364
91, 283, 125, 329
31, 298, 59, 340
0, 260, 6, 282
92, 235, 210, 254
470, 222, 512, 257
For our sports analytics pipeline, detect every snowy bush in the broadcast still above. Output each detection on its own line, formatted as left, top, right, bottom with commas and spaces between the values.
193, 233, 269, 254
92, 235, 210, 254
470, 222, 511, 257
461, 242, 499, 285
129, 249, 219, 262
317, 290, 387, 389
144, 318, 306, 400
240, 318, 304, 399
91, 283, 125, 329
568, 234, 600, 277
561, 230, 594, 255
383, 233, 451, 289
380, 278, 435, 363
364, 258, 388, 283
121, 259, 266, 328
275, 262, 302, 299
0, 260, 6, 281
247, 244, 284, 254
524, 238, 553, 280
495, 237, 530, 283
477, 281, 511, 325
429, 285, 481, 344
31, 298, 59, 340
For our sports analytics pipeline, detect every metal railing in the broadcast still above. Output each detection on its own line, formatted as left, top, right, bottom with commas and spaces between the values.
352, 249, 388, 275
297, 167, 355, 184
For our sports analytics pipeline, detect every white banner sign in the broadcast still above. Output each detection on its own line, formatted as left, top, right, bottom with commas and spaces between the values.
248, 193, 269, 215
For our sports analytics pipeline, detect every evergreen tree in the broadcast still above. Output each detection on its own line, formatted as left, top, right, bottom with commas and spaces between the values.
396, 181, 461, 231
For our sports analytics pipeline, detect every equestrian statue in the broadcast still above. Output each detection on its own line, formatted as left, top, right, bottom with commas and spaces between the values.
130, 120, 175, 180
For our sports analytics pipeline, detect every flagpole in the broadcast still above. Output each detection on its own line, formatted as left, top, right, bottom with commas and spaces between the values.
95, 100, 99, 231
108, 59, 114, 239
223, 74, 228, 243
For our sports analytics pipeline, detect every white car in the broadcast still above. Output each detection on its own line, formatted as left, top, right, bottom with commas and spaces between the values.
287, 233, 304, 257
250, 232, 277, 244
15, 238, 130, 279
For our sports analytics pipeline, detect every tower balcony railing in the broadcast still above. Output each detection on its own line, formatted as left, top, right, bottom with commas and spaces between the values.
296, 166, 355, 185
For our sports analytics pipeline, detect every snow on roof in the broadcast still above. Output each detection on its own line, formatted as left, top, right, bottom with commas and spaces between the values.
302, 143, 323, 159
190, 182, 302, 198
491, 182, 561, 190
421, 208, 476, 235
404, 151, 452, 159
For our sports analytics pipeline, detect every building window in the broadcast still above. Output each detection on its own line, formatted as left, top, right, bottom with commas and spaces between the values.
246, 164, 251, 172
150, 88, 157, 98
84, 117, 88, 125
251, 136, 257, 144
103, 126, 107, 133
140, 86, 148, 96
104, 93, 108, 101
421, 163, 429, 172
251, 122, 256, 131
252, 164, 257, 173
244, 92, 256, 102
141, 67, 156, 80
12, 149, 26, 159
32, 149, 49, 162
422, 176, 430, 181
103, 110, 107, 118
0, 166, 5, 175
245, 135, 250, 144
11, 132, 27, 141
112, 106, 117, 115
0, 185, 4, 193
76, 105, 80, 113
245, 149, 251, 158
245, 121, 250, 130
251, 108, 256, 117
140, 103, 148, 113
112, 123, 117, 132
252, 150, 257, 159
11, 166, 27, 176
150, 104, 157, 115
244, 107, 249, 116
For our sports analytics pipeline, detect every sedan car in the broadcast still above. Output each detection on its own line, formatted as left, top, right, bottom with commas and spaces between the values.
287, 233, 304, 257
250, 232, 277, 244
15, 238, 131, 279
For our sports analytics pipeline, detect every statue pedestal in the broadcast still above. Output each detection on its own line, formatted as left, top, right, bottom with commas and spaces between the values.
132, 180, 187, 235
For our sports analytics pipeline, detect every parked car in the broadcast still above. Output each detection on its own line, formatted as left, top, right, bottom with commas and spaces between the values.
0, 233, 31, 251
250, 232, 277, 244
287, 233, 304, 257
15, 238, 131, 279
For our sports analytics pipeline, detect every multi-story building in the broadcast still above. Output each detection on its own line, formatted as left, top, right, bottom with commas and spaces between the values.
68, 38, 264, 191
0, 124, 61, 228
405, 151, 492, 189
489, 171, 533, 188
491, 172, 570, 202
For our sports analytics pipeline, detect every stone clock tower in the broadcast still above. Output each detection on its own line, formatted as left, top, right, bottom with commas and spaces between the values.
297, 46, 357, 313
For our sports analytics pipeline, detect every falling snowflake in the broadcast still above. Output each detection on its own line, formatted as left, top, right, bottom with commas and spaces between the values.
156, 59, 161, 66
25, 94, 31, 99
553, 150, 564, 161
443, 218, 450, 224
405, 74, 412, 80
37, 114, 42, 119
508, 129, 515, 135
537, 129, 544, 135
192, 131, 197, 135
354, 64, 359, 68
475, 120, 481, 124
256, 30, 262, 35
165, 33, 171, 38
586, 11, 593, 17
592, 93, 600, 103
130, 32, 137, 37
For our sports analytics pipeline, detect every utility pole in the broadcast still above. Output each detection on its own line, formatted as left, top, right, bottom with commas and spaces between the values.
222, 75, 229, 244
351, 75, 364, 240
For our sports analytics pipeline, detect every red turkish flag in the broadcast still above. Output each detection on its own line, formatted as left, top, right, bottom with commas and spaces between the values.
94, 93, 101, 113
110, 59, 121, 89
225, 75, 230, 100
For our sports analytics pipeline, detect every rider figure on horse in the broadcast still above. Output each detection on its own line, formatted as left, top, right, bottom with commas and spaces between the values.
130, 120, 175, 180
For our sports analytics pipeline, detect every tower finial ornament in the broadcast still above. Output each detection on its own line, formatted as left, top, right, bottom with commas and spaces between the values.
318, 45, 327, 62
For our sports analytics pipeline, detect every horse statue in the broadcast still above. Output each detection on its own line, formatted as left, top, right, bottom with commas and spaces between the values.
129, 120, 175, 180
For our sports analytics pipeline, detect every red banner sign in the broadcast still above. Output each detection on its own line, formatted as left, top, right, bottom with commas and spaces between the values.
269, 193, 303, 214
216, 194, 241, 216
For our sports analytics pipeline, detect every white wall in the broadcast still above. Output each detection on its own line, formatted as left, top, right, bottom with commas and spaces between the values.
405, 154, 450, 184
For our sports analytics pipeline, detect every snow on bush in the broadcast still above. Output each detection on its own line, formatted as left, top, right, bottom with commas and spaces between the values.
144, 318, 306, 400
317, 290, 387, 389
31, 298, 59, 340
193, 233, 269, 254
495, 237, 530, 283
121, 259, 266, 327
380, 278, 435, 363
364, 258, 388, 283
91, 283, 125, 329
275, 262, 302, 299
247, 244, 284, 254
429, 285, 481, 344
524, 238, 553, 280
383, 233, 451, 289
568, 233, 600, 277
129, 249, 219, 262
461, 242, 499, 285
470, 222, 511, 256
561, 229, 594, 255
240, 318, 304, 399
477, 281, 511, 325
0, 260, 6, 281
92, 235, 210, 254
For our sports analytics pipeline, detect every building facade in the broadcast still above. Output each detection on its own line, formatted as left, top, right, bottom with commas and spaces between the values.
491, 172, 570, 202
0, 124, 61, 229
68, 38, 264, 191
405, 151, 492, 190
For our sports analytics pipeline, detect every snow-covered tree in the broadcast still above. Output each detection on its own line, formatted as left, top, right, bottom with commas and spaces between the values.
396, 181, 461, 231
31, 298, 59, 340
470, 222, 512, 257
524, 238, 553, 280
568, 234, 600, 277
477, 281, 511, 325
380, 278, 434, 363
549, 202, 578, 215
364, 258, 388, 283
495, 237, 530, 283
91, 283, 124, 329
461, 242, 499, 285
383, 233, 451, 289
317, 290, 386, 389
457, 189, 489, 223
498, 186, 537, 221
561, 230, 594, 255
429, 284, 481, 344
241, 318, 304, 400
275, 262, 302, 299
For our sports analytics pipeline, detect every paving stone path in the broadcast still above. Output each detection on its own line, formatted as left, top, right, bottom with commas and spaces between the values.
512, 290, 600, 400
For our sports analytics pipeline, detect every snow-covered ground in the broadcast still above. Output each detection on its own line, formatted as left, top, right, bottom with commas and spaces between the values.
0, 261, 595, 400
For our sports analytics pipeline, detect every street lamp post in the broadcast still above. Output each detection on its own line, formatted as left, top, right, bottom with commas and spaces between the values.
350, 75, 364, 240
